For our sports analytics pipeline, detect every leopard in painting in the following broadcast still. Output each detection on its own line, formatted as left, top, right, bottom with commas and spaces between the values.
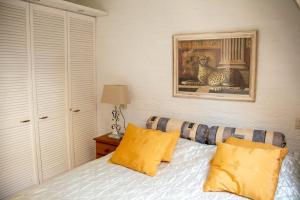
197, 56, 212, 85
207, 68, 229, 86
197, 55, 226, 86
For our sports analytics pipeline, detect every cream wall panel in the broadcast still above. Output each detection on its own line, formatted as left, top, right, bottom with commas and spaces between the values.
91, 0, 300, 153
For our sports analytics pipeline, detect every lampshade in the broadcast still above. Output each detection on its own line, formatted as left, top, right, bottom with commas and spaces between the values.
101, 85, 130, 105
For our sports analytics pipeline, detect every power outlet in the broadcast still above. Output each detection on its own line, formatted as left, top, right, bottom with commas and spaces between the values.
296, 118, 300, 130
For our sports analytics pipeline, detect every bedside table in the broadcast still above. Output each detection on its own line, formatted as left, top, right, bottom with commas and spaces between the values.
93, 133, 121, 159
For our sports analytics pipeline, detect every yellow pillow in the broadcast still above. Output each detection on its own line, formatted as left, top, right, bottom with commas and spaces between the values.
110, 123, 176, 176
204, 142, 283, 200
225, 137, 288, 162
160, 130, 180, 162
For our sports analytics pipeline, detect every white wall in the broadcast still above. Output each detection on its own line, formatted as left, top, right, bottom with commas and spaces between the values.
79, 0, 300, 152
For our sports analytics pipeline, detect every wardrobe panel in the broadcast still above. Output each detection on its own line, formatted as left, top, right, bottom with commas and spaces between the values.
0, 0, 37, 198
72, 110, 97, 166
30, 4, 69, 181
0, 125, 36, 198
0, 0, 32, 129
38, 117, 67, 180
68, 13, 96, 167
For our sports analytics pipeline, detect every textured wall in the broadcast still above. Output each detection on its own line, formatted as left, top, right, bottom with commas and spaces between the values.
79, 0, 300, 152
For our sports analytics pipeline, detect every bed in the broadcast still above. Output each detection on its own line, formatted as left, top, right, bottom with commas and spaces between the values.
9, 138, 300, 200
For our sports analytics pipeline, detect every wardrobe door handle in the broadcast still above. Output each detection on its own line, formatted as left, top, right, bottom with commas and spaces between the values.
39, 116, 48, 119
73, 109, 80, 113
20, 120, 30, 123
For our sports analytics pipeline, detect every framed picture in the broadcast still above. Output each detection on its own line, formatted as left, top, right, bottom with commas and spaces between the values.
173, 31, 257, 101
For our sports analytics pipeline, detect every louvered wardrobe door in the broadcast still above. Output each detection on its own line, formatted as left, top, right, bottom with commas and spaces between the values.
0, 0, 37, 198
30, 4, 69, 181
68, 13, 96, 167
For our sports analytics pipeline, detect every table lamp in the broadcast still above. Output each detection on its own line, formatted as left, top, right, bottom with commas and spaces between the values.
101, 85, 130, 138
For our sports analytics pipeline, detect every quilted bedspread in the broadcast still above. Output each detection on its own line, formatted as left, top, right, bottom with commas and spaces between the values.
9, 139, 300, 200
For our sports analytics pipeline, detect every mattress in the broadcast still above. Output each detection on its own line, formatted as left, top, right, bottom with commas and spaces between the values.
9, 139, 300, 200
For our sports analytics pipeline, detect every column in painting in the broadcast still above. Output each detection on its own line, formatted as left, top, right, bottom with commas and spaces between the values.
218, 38, 247, 87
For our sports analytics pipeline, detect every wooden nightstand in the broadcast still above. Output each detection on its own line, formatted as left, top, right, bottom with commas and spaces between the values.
93, 133, 121, 159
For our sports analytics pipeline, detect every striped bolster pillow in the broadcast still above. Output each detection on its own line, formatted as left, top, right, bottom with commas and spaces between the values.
146, 116, 209, 144
208, 126, 286, 147
146, 116, 287, 148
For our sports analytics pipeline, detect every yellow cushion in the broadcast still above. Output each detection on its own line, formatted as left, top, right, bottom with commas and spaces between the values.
161, 130, 180, 162
110, 123, 177, 176
225, 137, 288, 162
204, 142, 283, 200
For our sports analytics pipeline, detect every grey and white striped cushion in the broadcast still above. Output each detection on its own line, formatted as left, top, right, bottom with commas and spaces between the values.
208, 126, 286, 147
146, 116, 287, 147
146, 116, 209, 144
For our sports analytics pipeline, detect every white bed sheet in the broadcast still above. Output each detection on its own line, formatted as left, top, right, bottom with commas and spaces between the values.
9, 139, 300, 200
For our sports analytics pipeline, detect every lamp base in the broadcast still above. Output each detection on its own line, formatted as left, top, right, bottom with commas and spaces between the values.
108, 132, 122, 139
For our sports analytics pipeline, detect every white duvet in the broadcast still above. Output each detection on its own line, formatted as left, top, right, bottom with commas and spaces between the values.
10, 139, 300, 200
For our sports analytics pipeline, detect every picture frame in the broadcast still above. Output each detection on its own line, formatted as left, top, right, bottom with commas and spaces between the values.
173, 31, 257, 101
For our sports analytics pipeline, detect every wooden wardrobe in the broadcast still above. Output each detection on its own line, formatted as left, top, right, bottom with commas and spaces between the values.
0, 0, 101, 198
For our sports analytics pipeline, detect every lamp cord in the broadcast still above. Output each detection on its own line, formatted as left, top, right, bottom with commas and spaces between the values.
119, 105, 126, 132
